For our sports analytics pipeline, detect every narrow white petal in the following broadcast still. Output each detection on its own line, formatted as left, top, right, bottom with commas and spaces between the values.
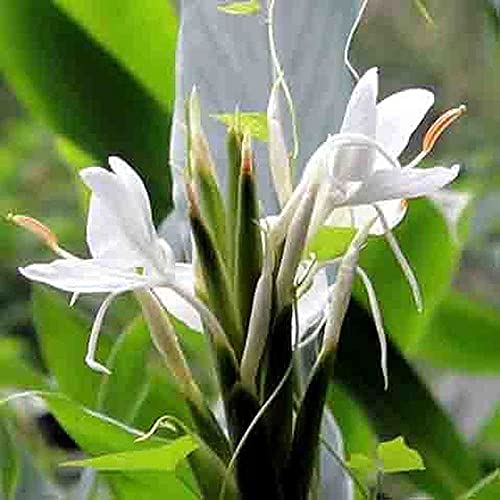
356, 266, 388, 389
294, 268, 329, 342
345, 165, 460, 205
374, 205, 423, 312
333, 67, 378, 182
19, 259, 162, 293
325, 199, 407, 235
268, 86, 294, 207
85, 293, 119, 375
376, 89, 434, 159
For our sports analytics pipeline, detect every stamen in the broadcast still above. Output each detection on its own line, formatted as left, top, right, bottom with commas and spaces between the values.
356, 266, 388, 390
8, 213, 77, 260
85, 293, 119, 375
134, 415, 177, 443
374, 205, 423, 312
8, 214, 58, 250
422, 104, 467, 153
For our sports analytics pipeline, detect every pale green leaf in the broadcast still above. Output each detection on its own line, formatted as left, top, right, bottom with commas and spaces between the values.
378, 436, 425, 473
306, 227, 358, 262
212, 112, 268, 141
0, 417, 19, 500
62, 435, 198, 471
217, 1, 261, 16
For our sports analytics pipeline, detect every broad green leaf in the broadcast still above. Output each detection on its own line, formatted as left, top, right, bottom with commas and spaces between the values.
356, 199, 461, 349
63, 435, 198, 471
0, 416, 19, 500
327, 384, 377, 457
33, 286, 112, 408
0, 338, 48, 391
0, 0, 173, 221
43, 394, 199, 499
307, 227, 358, 262
458, 469, 500, 499
52, 0, 178, 108
97, 317, 151, 424
212, 112, 268, 141
378, 436, 425, 473
335, 300, 481, 499
217, 1, 261, 16
410, 292, 500, 373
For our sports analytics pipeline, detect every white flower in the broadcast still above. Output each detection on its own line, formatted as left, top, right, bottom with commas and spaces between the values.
19, 156, 199, 374
304, 67, 461, 235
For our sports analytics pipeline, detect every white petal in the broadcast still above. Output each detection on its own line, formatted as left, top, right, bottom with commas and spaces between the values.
293, 268, 329, 342
376, 89, 434, 159
19, 259, 162, 293
268, 87, 293, 207
153, 263, 201, 331
325, 199, 407, 235
80, 163, 166, 269
345, 165, 460, 205
333, 67, 378, 182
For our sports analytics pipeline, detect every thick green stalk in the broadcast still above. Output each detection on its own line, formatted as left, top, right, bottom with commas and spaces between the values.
285, 347, 336, 500
188, 185, 244, 356
234, 134, 262, 332
262, 304, 293, 480
226, 381, 283, 500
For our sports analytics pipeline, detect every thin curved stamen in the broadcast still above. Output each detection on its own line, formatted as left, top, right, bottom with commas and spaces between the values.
374, 205, 423, 312
85, 292, 121, 374
356, 266, 388, 390
344, 0, 370, 82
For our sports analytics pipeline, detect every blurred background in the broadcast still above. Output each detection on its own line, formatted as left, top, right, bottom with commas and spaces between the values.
1, 0, 499, 498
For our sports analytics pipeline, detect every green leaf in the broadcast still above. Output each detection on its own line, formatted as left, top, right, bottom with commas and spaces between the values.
476, 403, 500, 456
327, 384, 377, 457
43, 393, 199, 499
307, 227, 358, 262
0, 416, 20, 500
335, 300, 482, 499
346, 453, 374, 479
217, 1, 261, 16
32, 286, 112, 408
52, 0, 178, 109
458, 469, 500, 499
411, 292, 500, 373
62, 435, 198, 471
0, 338, 48, 391
97, 317, 151, 424
0, 0, 173, 221
378, 436, 425, 473
356, 199, 461, 349
212, 112, 267, 141
413, 0, 436, 28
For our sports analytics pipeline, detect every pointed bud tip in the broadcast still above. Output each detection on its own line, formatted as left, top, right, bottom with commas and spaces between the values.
242, 132, 253, 174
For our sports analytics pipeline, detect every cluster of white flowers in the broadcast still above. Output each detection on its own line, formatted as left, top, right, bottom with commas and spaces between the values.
16, 65, 462, 384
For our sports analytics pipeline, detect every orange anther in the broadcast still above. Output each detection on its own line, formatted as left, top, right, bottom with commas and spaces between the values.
422, 104, 466, 153
8, 214, 58, 249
